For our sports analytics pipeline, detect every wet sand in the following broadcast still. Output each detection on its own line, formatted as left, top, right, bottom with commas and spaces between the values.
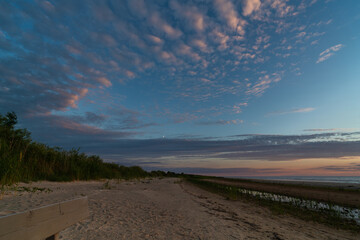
0, 178, 359, 239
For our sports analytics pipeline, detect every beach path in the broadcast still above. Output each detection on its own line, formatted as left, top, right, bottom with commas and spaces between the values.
0, 178, 358, 239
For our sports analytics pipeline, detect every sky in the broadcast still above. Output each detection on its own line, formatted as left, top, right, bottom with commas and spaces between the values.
1, 0, 360, 177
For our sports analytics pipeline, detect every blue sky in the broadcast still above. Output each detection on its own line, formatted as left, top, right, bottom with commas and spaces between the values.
1, 0, 360, 176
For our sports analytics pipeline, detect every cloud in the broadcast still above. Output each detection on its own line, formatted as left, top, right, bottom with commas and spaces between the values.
127, 0, 148, 18
242, 0, 261, 16
26, 113, 138, 147
143, 167, 285, 176
211, 29, 230, 50
214, 0, 246, 35
97, 77, 112, 87
169, 0, 205, 32
233, 103, 248, 114
147, 35, 163, 44
196, 119, 243, 125
191, 39, 209, 52
303, 128, 358, 132
296, 31, 306, 38
270, 0, 295, 17
67, 88, 89, 109
128, 1, 182, 39
176, 43, 201, 61
72, 132, 360, 164
246, 73, 282, 96
316, 44, 343, 63
71, 112, 108, 125
149, 12, 182, 39
21, 105, 160, 148
267, 107, 315, 116
0, 0, 306, 122
310, 164, 360, 173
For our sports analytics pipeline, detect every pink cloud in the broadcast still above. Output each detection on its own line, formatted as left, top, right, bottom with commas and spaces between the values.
200, 78, 212, 84
191, 39, 209, 52
197, 119, 244, 125
66, 88, 89, 109
97, 77, 112, 87
214, 0, 246, 35
246, 73, 281, 96
147, 35, 163, 44
169, 0, 205, 32
149, 12, 182, 39
176, 43, 201, 61
242, 0, 261, 16
270, 0, 295, 17
211, 29, 230, 50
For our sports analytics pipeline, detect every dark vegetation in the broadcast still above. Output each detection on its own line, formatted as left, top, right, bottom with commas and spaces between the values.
184, 175, 360, 232
0, 112, 174, 186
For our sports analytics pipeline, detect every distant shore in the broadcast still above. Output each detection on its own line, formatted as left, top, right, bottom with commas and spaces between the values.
234, 177, 360, 190
1, 178, 359, 239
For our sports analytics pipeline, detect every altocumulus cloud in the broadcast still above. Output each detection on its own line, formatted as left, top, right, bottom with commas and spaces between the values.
267, 107, 315, 116
316, 44, 344, 63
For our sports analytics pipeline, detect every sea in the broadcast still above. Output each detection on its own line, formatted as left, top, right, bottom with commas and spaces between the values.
232, 176, 360, 184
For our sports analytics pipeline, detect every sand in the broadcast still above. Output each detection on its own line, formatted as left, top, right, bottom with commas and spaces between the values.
0, 178, 359, 240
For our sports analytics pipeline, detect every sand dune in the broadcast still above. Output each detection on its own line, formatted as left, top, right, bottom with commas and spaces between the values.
0, 178, 358, 239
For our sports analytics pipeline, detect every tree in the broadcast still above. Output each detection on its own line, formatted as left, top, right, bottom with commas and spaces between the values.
5, 111, 17, 129
0, 111, 18, 129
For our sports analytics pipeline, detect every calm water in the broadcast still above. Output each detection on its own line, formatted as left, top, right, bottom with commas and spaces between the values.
234, 176, 360, 184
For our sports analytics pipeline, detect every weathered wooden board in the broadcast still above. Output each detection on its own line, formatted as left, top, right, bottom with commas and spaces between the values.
0, 197, 89, 240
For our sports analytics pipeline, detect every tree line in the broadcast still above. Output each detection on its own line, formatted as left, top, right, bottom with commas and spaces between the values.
0, 112, 175, 185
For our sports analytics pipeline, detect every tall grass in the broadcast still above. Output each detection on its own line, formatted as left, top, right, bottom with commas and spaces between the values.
0, 112, 167, 185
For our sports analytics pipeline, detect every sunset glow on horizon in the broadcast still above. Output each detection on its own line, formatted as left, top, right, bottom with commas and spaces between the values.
1, 0, 360, 176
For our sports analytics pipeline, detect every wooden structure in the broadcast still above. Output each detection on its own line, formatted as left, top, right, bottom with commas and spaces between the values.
0, 197, 89, 240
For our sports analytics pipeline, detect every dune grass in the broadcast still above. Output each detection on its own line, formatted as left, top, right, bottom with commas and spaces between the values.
0, 112, 168, 186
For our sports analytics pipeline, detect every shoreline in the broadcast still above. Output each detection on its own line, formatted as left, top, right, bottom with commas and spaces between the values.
232, 178, 360, 190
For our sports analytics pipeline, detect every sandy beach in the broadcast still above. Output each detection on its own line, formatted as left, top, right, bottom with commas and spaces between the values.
0, 178, 359, 240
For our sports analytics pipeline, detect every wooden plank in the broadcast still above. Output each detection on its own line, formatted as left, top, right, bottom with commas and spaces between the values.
0, 197, 88, 234
0, 197, 88, 235
0, 197, 89, 240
